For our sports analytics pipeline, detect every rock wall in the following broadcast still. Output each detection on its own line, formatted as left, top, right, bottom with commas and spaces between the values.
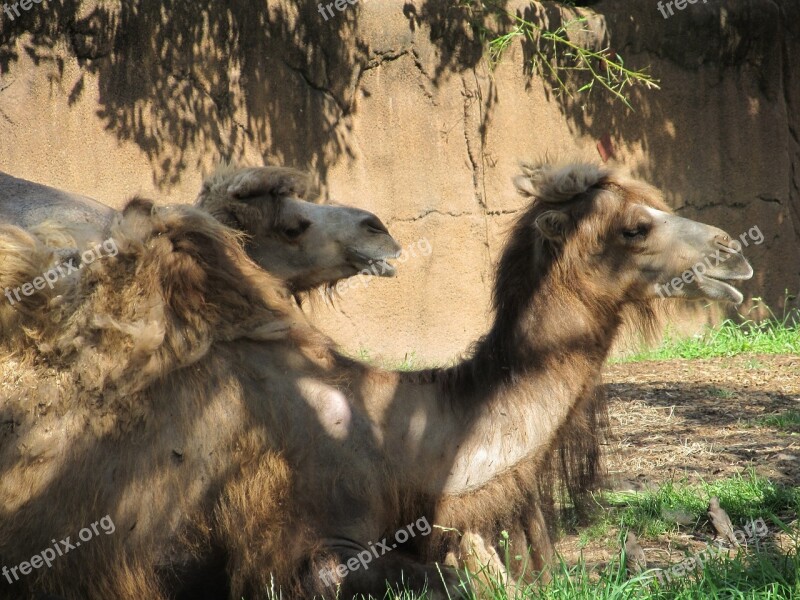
0, 0, 798, 363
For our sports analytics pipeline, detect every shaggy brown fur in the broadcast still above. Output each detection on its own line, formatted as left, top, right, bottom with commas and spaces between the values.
0, 164, 751, 599
0, 201, 318, 599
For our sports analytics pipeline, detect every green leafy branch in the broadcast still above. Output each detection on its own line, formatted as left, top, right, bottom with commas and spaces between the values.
464, 2, 660, 109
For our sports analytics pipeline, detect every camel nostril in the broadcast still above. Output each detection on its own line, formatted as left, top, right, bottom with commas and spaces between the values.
362, 216, 389, 235
715, 234, 737, 251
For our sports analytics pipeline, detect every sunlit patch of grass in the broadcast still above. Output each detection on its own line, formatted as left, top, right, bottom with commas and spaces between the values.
621, 300, 800, 362
755, 411, 800, 433
577, 519, 613, 549
524, 544, 800, 600
587, 471, 800, 543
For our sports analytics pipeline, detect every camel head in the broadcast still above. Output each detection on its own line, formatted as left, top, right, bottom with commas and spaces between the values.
195, 164, 401, 293
513, 162, 753, 306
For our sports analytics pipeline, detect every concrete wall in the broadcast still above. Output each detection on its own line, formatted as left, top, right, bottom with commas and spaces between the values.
0, 0, 797, 363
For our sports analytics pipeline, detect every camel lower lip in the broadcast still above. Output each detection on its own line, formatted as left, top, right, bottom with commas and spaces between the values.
374, 260, 396, 276
351, 258, 396, 276
700, 275, 744, 304
348, 250, 397, 276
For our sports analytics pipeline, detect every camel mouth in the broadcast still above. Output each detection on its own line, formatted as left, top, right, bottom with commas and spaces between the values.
696, 274, 746, 305
346, 249, 399, 277
696, 252, 753, 304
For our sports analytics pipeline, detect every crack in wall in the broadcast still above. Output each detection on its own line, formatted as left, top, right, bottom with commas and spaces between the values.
461, 70, 493, 260
388, 209, 475, 224
281, 58, 348, 116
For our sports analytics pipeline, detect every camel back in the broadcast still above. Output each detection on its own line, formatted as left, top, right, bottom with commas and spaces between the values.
0, 171, 115, 229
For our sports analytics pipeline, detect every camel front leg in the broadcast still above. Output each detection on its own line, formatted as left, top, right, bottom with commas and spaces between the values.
523, 503, 554, 583
314, 543, 469, 600
445, 531, 520, 598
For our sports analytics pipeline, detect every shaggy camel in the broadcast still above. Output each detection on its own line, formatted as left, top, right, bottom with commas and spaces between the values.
0, 166, 401, 293
0, 163, 753, 599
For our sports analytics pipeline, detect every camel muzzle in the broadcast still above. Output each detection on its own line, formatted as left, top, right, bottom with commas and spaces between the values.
654, 214, 755, 304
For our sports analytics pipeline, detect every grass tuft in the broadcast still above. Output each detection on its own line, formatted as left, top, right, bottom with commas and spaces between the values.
755, 411, 800, 432
596, 471, 800, 542
621, 299, 800, 362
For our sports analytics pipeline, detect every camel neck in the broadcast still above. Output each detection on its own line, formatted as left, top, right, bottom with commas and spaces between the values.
396, 276, 622, 496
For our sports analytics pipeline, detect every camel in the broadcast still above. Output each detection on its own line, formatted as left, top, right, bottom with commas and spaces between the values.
0, 166, 401, 294
0, 163, 753, 599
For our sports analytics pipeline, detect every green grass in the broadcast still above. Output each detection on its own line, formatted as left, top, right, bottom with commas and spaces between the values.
523, 547, 800, 600
620, 308, 800, 362
443, 473, 797, 599
593, 471, 800, 543
754, 411, 800, 433
379, 538, 800, 599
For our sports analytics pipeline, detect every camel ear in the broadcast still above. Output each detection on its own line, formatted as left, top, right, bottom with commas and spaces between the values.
226, 200, 266, 234
534, 210, 571, 242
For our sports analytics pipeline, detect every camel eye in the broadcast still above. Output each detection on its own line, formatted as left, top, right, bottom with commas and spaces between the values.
622, 226, 649, 240
282, 219, 311, 241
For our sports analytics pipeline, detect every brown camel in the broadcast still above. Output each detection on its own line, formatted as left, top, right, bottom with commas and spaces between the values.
0, 163, 753, 599
0, 165, 401, 294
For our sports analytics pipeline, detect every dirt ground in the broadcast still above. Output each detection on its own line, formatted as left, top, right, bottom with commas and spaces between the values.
556, 354, 800, 569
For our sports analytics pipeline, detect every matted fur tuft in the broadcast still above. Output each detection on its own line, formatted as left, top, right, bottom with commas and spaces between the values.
200, 162, 315, 202
0, 199, 298, 406
195, 163, 319, 234
514, 161, 614, 203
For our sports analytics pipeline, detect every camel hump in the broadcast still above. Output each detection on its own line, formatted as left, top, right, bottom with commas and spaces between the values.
0, 199, 296, 400
0, 170, 115, 229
